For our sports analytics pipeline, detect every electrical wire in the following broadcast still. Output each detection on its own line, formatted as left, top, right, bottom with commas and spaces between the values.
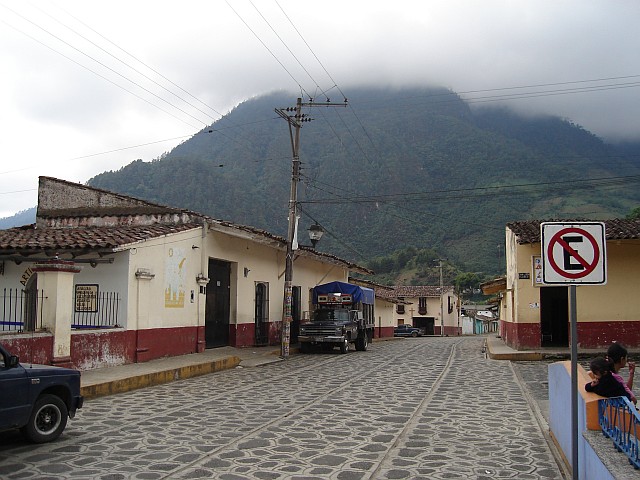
1, 5, 212, 127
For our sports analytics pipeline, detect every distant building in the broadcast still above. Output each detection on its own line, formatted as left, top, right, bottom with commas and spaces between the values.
484, 219, 640, 350
386, 285, 460, 336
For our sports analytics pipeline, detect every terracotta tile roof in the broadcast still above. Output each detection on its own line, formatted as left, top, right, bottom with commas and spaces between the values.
507, 218, 640, 244
0, 223, 202, 254
0, 176, 373, 274
391, 285, 453, 297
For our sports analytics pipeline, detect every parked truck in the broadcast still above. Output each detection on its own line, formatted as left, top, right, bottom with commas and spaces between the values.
299, 281, 375, 354
0, 342, 83, 443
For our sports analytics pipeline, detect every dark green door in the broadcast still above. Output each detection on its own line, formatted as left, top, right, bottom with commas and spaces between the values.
205, 259, 230, 348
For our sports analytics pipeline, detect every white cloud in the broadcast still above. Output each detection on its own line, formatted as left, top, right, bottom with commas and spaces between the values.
1, 0, 639, 217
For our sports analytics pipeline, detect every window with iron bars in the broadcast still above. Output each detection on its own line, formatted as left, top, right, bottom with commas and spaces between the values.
418, 297, 427, 315
72, 291, 121, 329
396, 297, 405, 314
1, 288, 43, 332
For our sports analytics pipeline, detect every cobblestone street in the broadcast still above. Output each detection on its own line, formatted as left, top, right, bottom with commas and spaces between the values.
0, 336, 565, 479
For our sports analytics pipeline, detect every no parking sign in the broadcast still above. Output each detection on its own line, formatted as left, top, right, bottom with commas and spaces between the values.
540, 222, 607, 285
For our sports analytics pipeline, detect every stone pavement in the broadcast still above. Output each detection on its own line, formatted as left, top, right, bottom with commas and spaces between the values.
77, 334, 630, 400
77, 334, 569, 401
1, 336, 568, 479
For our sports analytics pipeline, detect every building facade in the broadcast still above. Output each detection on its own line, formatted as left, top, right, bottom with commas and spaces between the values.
388, 285, 460, 336
0, 177, 371, 369
499, 219, 640, 350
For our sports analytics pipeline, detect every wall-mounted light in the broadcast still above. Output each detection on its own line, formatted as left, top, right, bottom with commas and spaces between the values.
192, 245, 199, 249
244, 267, 251, 278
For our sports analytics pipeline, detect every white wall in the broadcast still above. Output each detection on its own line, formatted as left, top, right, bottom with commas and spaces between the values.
204, 230, 349, 329
126, 227, 204, 330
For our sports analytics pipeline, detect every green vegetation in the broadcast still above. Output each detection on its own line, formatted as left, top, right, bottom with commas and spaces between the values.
87, 87, 640, 276
627, 206, 640, 220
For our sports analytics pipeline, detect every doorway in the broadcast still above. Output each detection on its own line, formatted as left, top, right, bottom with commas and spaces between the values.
290, 286, 301, 344
540, 286, 569, 347
413, 317, 435, 335
205, 259, 231, 348
254, 282, 269, 346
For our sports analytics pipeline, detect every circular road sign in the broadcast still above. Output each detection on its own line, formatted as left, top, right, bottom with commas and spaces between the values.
541, 222, 607, 285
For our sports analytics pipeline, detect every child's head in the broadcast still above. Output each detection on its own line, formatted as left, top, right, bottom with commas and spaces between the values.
590, 357, 612, 379
607, 342, 628, 368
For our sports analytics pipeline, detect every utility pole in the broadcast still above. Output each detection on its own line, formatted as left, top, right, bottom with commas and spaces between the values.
275, 96, 347, 359
438, 259, 444, 336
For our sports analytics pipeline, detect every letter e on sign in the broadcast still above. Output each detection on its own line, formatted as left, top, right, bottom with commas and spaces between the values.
540, 222, 606, 285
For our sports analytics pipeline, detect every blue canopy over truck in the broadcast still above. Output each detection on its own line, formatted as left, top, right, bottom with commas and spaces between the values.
300, 281, 375, 354
311, 281, 375, 305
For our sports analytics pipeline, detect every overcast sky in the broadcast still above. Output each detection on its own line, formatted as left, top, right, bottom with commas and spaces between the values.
1, 0, 639, 218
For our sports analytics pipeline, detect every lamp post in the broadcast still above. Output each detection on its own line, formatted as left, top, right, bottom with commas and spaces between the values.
308, 223, 324, 249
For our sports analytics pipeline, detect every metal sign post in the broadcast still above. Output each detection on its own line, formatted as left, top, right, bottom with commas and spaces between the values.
541, 221, 606, 480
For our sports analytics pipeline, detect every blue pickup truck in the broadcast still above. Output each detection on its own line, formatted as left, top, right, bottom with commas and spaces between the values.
0, 342, 83, 443
394, 324, 423, 337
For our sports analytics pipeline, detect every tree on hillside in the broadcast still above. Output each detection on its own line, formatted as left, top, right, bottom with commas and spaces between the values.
627, 207, 640, 220
454, 272, 484, 293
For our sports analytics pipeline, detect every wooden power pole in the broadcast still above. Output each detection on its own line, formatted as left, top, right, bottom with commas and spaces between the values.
275, 96, 346, 358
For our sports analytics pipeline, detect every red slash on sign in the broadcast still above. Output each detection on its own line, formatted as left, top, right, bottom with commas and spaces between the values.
547, 227, 600, 279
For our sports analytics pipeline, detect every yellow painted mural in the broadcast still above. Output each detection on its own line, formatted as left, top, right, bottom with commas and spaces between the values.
165, 247, 186, 308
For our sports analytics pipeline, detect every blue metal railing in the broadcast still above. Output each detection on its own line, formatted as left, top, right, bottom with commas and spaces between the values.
599, 396, 640, 469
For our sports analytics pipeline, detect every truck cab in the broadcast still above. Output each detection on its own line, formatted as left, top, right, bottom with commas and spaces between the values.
299, 282, 374, 354
0, 343, 83, 443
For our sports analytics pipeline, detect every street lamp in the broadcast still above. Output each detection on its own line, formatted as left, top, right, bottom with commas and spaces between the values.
307, 223, 324, 249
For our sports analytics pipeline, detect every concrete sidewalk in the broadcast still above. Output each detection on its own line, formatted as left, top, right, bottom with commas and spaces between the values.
80, 345, 283, 399
484, 334, 637, 361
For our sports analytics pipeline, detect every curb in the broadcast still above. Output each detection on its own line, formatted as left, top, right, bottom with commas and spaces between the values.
81, 356, 241, 399
487, 350, 544, 361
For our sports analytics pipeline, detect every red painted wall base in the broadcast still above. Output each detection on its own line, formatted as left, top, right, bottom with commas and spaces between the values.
0, 334, 54, 365
501, 321, 541, 350
577, 321, 640, 349
500, 320, 640, 350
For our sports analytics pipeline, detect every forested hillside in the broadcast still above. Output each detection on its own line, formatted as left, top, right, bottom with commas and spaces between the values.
87, 87, 640, 276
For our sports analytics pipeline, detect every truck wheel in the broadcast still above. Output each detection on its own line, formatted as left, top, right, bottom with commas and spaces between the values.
340, 338, 349, 354
355, 334, 368, 351
22, 394, 68, 443
411, 331, 418, 337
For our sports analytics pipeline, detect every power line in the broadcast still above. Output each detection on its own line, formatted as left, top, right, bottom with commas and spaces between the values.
56, 4, 227, 119
300, 174, 640, 205
0, 13, 202, 130
1, 5, 212, 127
248, 0, 322, 93
225, 0, 312, 99
33, 3, 220, 124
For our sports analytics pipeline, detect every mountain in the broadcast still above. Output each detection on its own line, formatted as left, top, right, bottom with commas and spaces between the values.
0, 207, 36, 229
78, 87, 640, 275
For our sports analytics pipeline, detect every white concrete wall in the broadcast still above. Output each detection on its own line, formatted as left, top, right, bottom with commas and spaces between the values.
393, 290, 459, 330
374, 297, 396, 335
204, 230, 349, 330
126, 227, 204, 330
